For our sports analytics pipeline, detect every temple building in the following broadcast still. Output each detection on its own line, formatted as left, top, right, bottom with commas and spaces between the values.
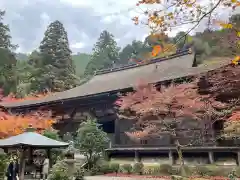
0, 50, 237, 165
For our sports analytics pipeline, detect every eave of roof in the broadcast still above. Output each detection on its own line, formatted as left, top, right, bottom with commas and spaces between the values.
0, 53, 229, 109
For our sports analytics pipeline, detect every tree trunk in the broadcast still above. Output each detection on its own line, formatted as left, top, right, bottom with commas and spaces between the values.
176, 140, 184, 166
176, 139, 186, 177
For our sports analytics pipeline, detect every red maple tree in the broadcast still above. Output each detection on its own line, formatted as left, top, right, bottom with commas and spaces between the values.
116, 80, 225, 166
0, 89, 55, 138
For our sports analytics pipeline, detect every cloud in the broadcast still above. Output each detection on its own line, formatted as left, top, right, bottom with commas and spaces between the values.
0, 0, 147, 53
0, 0, 233, 54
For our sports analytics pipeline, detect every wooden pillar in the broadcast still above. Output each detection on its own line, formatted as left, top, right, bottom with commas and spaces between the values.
47, 149, 52, 168
28, 147, 33, 163
114, 117, 120, 144
168, 150, 174, 165
208, 151, 214, 164
19, 148, 26, 180
134, 151, 140, 162
237, 151, 240, 166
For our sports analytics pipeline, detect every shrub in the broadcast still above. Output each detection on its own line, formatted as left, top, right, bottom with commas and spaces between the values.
48, 161, 71, 180
99, 162, 110, 174
177, 165, 192, 177
159, 164, 172, 175
203, 165, 231, 177
235, 167, 240, 177
76, 119, 109, 170
121, 164, 132, 174
0, 153, 7, 180
143, 165, 161, 175
133, 162, 144, 175
74, 168, 85, 180
228, 170, 237, 180
195, 166, 210, 176
109, 163, 119, 173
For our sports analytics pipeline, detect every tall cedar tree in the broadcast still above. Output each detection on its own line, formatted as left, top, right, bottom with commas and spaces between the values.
0, 10, 18, 95
37, 20, 78, 92
116, 81, 225, 167
84, 30, 120, 76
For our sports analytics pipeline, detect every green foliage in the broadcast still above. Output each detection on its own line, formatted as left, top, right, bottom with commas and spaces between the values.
43, 129, 64, 163
195, 165, 210, 176
192, 38, 211, 65
84, 30, 120, 76
0, 10, 18, 95
76, 118, 109, 169
119, 40, 149, 65
120, 164, 132, 174
173, 31, 192, 49
132, 162, 144, 175
0, 153, 7, 180
235, 167, 240, 177
192, 165, 233, 177
159, 164, 173, 175
177, 165, 192, 177
34, 20, 79, 93
98, 162, 111, 174
74, 168, 85, 180
15, 59, 34, 97
143, 165, 161, 175
204, 166, 231, 177
48, 161, 71, 180
43, 128, 60, 140
72, 53, 91, 76
228, 170, 237, 180
109, 163, 120, 173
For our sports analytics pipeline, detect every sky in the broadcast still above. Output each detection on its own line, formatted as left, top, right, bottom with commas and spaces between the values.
0, 0, 234, 54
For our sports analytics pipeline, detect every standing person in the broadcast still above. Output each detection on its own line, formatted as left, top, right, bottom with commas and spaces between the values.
6, 156, 19, 180
42, 157, 49, 180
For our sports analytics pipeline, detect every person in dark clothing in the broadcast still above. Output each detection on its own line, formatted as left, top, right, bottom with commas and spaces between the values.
6, 156, 19, 180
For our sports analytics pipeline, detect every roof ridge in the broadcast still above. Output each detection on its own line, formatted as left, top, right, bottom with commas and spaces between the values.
95, 50, 192, 75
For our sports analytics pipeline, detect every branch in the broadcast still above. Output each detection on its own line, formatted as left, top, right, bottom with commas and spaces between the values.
172, 0, 223, 48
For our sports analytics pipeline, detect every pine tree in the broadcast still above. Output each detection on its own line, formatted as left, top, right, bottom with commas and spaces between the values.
36, 20, 78, 92
84, 30, 120, 76
0, 10, 18, 95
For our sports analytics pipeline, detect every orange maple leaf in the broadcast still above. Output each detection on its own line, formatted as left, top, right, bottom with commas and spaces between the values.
152, 45, 162, 57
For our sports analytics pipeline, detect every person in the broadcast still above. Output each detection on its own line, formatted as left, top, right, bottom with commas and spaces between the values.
6, 156, 19, 180
42, 157, 49, 180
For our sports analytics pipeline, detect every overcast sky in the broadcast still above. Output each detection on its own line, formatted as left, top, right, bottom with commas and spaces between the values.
0, 0, 234, 54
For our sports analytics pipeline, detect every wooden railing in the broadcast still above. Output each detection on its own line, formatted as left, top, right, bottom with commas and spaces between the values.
109, 131, 240, 148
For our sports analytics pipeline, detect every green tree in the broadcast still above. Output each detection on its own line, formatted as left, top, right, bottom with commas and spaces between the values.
119, 40, 148, 65
84, 30, 120, 76
230, 14, 240, 29
15, 59, 33, 97
36, 20, 79, 92
75, 119, 109, 170
0, 10, 18, 95
43, 128, 64, 163
192, 38, 211, 65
